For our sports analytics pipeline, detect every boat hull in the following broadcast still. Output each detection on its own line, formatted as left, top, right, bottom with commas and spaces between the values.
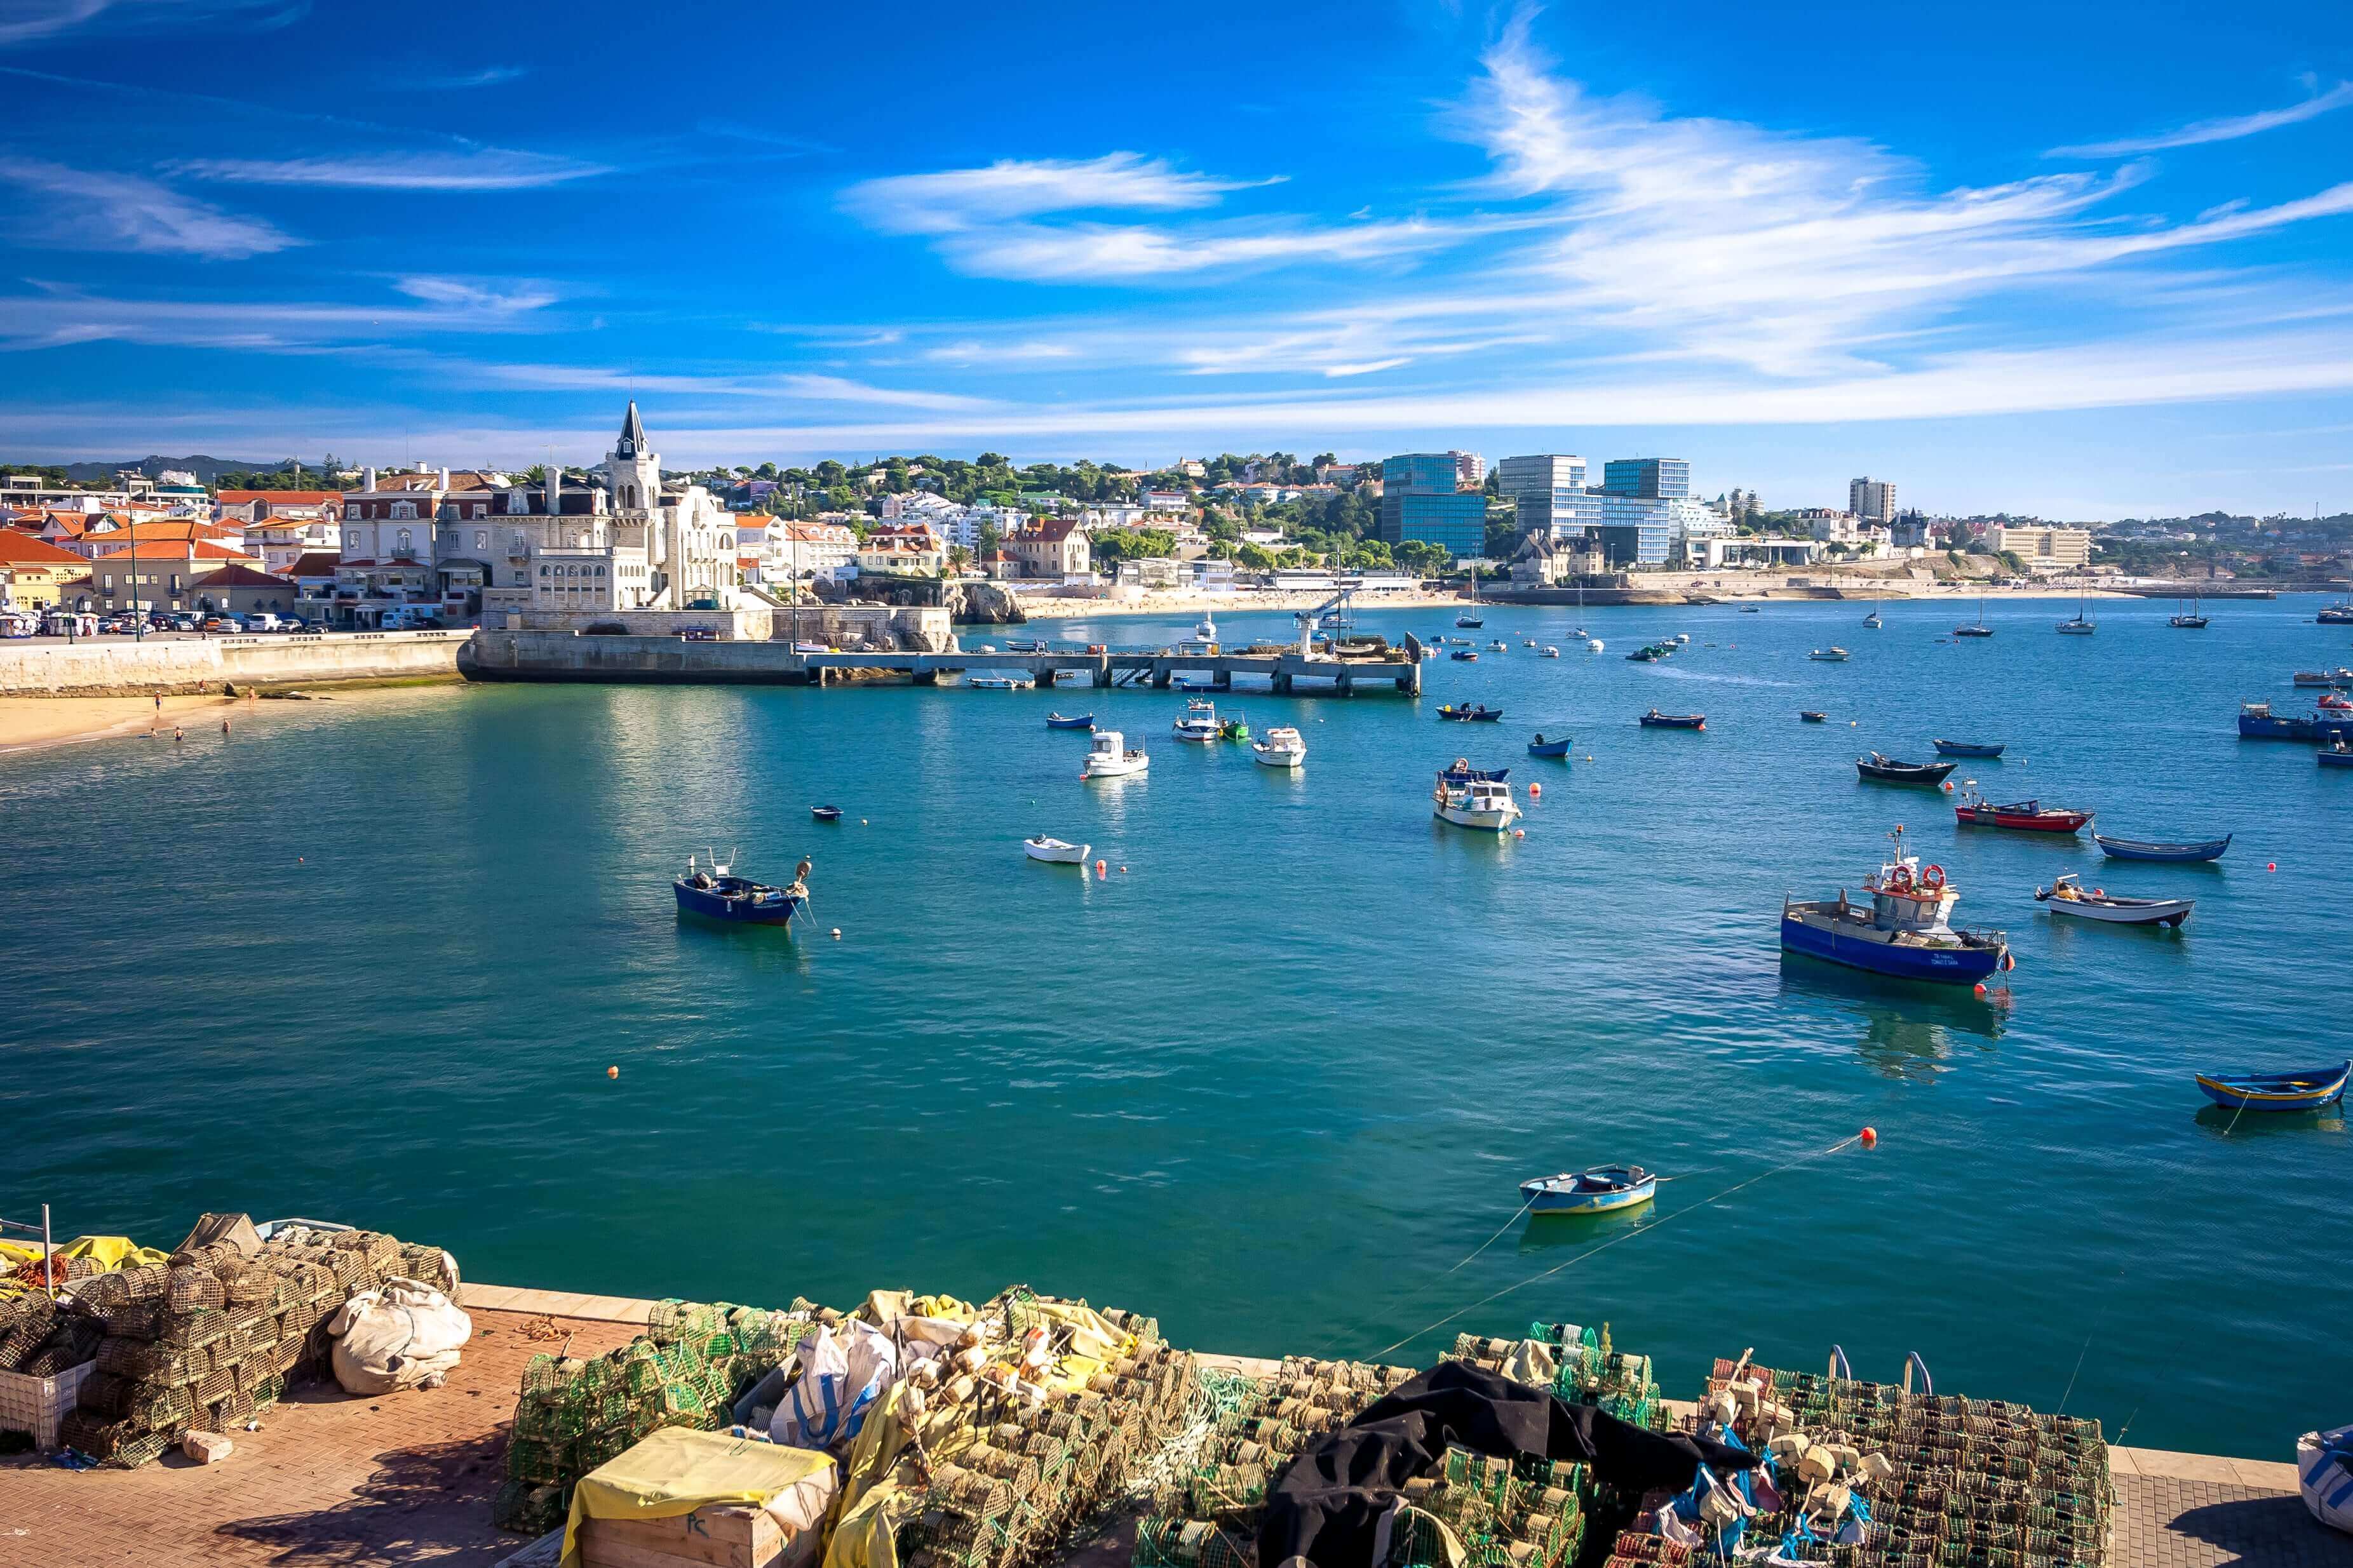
1023, 840, 1090, 864
2324, 751, 2353, 769
1956, 808, 2091, 833
2240, 713, 2353, 740
1521, 1180, 1656, 1216
1434, 802, 1520, 832
1084, 758, 1147, 777
2040, 895, 2193, 927
2194, 1063, 2350, 1111
1527, 739, 1574, 757
1780, 909, 2006, 984
1639, 716, 1704, 729
1252, 749, 1304, 767
2093, 833, 2229, 862
675, 882, 801, 926
1045, 715, 1094, 730
1932, 741, 2006, 758
1859, 759, 1957, 784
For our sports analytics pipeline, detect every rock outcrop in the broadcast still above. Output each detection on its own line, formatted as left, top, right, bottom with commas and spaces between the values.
945, 580, 1025, 624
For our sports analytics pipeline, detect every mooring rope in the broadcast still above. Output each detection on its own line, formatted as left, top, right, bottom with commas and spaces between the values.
1368, 1130, 1870, 1362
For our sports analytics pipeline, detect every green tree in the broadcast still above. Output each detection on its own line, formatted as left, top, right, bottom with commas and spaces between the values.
1395, 540, 1451, 575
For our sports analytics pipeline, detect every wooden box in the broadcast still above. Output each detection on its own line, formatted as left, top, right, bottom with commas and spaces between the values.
579, 1504, 785, 1568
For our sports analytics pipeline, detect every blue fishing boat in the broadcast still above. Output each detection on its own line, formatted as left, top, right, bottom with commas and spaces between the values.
1932, 739, 2006, 758
2093, 832, 2230, 862
2325, 742, 2353, 770
1520, 1167, 1657, 1216
1780, 828, 2011, 985
1640, 710, 1705, 730
1528, 734, 1574, 757
810, 805, 842, 822
2194, 1062, 2350, 1113
674, 853, 807, 927
2239, 702, 2353, 741
1450, 650, 1479, 662
1439, 703, 1504, 722
1044, 713, 1095, 730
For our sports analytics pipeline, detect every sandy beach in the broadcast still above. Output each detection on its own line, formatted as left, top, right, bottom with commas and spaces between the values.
0, 694, 240, 754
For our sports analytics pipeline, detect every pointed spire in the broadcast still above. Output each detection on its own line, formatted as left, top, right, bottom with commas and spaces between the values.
617, 399, 646, 457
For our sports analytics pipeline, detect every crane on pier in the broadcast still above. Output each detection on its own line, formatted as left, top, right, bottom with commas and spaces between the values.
1294, 585, 1356, 657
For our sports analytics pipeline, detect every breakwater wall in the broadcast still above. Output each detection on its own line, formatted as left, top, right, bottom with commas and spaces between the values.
0, 631, 468, 696
468, 629, 819, 685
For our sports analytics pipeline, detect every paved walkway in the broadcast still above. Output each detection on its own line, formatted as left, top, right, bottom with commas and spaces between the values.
3, 1284, 2347, 1568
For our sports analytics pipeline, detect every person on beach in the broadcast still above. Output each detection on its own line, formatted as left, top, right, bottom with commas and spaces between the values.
173, 726, 183, 742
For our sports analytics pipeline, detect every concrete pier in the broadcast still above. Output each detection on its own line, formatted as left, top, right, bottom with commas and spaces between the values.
464, 629, 1425, 695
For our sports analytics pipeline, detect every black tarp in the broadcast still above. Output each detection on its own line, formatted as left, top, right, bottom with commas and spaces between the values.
1258, 1360, 1757, 1568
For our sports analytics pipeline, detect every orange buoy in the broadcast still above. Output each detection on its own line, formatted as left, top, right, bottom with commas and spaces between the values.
1859, 1127, 1878, 1148
1974, 982, 1988, 996
607, 1065, 619, 1079
1513, 828, 1525, 838
2269, 862, 2277, 871
1528, 782, 1541, 798
1095, 859, 1106, 875
1941, 782, 1953, 792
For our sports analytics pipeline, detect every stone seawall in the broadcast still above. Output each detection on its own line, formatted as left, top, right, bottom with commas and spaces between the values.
466, 629, 816, 683
0, 631, 469, 696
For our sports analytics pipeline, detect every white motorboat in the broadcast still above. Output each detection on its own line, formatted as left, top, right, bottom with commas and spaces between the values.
1252, 726, 1307, 768
1172, 700, 1222, 742
1586, 638, 1605, 653
1432, 761, 1522, 832
1023, 836, 1091, 864
1809, 647, 1851, 662
967, 674, 1032, 689
2033, 872, 2192, 927
1541, 646, 1561, 658
1082, 730, 1149, 778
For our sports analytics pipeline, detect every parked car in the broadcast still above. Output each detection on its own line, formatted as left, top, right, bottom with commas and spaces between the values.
243, 612, 283, 632
171, 613, 202, 631
205, 615, 243, 633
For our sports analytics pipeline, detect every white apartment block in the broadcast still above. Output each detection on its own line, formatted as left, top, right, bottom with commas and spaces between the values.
1987, 525, 2093, 575
1849, 477, 1898, 525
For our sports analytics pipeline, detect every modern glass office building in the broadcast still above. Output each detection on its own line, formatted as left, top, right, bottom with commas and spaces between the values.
1379, 453, 1486, 557
1601, 458, 1690, 500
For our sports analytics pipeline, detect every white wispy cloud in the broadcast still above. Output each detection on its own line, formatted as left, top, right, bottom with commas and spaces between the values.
840, 151, 1466, 282
464, 361, 996, 411
173, 147, 610, 191
0, 0, 299, 46
0, 156, 293, 258
0, 278, 557, 350
2048, 81, 2353, 158
418, 64, 527, 90
395, 276, 562, 312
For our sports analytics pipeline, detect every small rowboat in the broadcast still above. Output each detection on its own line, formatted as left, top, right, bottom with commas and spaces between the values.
1044, 713, 1095, 730
1022, 836, 1091, 864
811, 805, 843, 822
2034, 872, 2194, 927
1640, 710, 1704, 730
1857, 752, 1957, 784
2194, 1061, 2350, 1113
2324, 742, 2353, 769
2094, 832, 2230, 862
1956, 793, 2092, 833
1932, 739, 2006, 758
1799, 711, 1827, 723
1439, 704, 1504, 722
1528, 734, 1573, 757
1520, 1167, 1657, 1216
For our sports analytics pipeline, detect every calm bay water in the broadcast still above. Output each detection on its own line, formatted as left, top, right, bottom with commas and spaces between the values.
5, 594, 2350, 1457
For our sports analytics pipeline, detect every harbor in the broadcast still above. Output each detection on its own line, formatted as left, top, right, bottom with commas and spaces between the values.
6, 594, 2353, 1485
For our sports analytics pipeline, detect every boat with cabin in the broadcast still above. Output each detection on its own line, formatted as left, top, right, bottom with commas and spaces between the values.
1639, 709, 1705, 730
1520, 1167, 1655, 1216
1172, 700, 1223, 742
1953, 597, 1994, 638
1810, 647, 1851, 662
2324, 741, 2353, 769
1528, 733, 1573, 758
2238, 702, 2353, 742
1045, 713, 1095, 730
1456, 610, 1485, 629
2194, 1062, 2350, 1112
1955, 788, 2093, 834
1857, 752, 1957, 785
2318, 598, 2353, 626
2056, 589, 2096, 635
2033, 873, 2194, 927
2293, 668, 2353, 687
675, 852, 807, 927
1932, 739, 2006, 758
1541, 646, 1560, 658
1251, 726, 1306, 768
1438, 703, 1505, 722
2170, 591, 2208, 629
1781, 828, 2011, 984
1450, 649, 1480, 662
810, 805, 842, 822
2094, 832, 2230, 862
967, 674, 1032, 690
1082, 730, 1149, 778
1431, 761, 1521, 832
1022, 836, 1090, 864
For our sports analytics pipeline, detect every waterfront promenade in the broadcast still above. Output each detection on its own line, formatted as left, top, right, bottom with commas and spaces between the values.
2, 1282, 2340, 1568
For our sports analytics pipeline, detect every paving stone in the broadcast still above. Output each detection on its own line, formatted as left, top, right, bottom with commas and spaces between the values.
2114, 1474, 2353, 1568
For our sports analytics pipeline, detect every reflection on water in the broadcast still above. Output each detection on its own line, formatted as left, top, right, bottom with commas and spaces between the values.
2193, 1102, 2347, 1141
1517, 1203, 1657, 1254
1777, 954, 2006, 1077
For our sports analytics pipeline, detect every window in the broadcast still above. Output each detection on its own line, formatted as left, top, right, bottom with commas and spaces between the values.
391, 501, 416, 519
396, 527, 414, 554
475, 530, 488, 551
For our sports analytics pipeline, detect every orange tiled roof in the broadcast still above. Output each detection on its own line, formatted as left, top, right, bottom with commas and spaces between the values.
0, 532, 86, 566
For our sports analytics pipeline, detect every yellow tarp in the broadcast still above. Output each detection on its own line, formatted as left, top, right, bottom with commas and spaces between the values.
0, 1235, 166, 1294
562, 1426, 835, 1568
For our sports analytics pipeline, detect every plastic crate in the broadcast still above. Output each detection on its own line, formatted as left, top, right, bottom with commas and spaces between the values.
0, 1358, 97, 1449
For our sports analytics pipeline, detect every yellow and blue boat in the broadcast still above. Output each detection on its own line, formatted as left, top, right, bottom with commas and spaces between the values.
1520, 1166, 1657, 1216
2194, 1062, 2350, 1113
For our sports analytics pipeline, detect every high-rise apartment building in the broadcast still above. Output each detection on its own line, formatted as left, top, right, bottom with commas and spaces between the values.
1451, 450, 1487, 488
1849, 477, 1898, 525
1496, 455, 1587, 538
1377, 453, 1487, 558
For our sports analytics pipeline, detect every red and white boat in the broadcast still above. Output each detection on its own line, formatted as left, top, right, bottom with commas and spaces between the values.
1955, 789, 2092, 834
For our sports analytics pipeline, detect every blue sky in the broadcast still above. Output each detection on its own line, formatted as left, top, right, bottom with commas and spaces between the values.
0, 0, 2349, 517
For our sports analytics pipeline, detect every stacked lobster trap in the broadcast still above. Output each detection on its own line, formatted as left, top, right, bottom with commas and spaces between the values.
1133, 1356, 1419, 1568
1592, 1355, 2113, 1568
54, 1224, 451, 1468
1448, 1322, 1668, 1433
494, 1299, 819, 1536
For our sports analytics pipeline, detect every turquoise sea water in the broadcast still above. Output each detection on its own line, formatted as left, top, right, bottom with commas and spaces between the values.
5, 595, 2350, 1458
